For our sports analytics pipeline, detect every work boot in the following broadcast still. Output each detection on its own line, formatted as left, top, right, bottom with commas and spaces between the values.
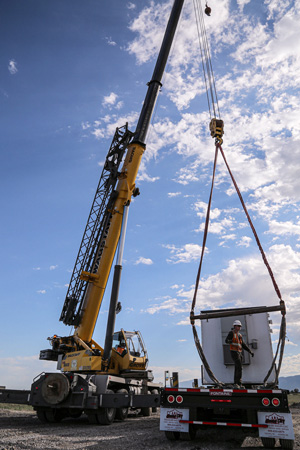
233, 384, 240, 389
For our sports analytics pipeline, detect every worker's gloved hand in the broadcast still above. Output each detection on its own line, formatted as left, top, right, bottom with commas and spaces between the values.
251, 352, 254, 357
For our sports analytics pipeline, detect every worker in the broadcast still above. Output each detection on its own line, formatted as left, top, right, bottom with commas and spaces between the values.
225, 320, 254, 388
115, 341, 126, 356
205, 3, 211, 16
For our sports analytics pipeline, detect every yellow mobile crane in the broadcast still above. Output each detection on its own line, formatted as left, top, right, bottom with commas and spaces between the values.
3, 0, 185, 425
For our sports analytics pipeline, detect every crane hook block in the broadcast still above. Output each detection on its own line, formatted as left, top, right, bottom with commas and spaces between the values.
205, 3, 211, 16
209, 118, 224, 145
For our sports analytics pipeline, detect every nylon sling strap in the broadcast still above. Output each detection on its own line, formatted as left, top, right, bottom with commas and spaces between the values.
190, 142, 285, 386
191, 143, 284, 314
217, 143, 284, 305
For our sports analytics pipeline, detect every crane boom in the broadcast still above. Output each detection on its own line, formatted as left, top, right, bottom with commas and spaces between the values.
43, 0, 185, 359
76, 0, 184, 343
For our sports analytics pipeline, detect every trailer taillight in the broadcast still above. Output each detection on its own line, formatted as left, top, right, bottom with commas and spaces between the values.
176, 395, 183, 404
262, 397, 270, 406
272, 398, 280, 407
168, 395, 175, 403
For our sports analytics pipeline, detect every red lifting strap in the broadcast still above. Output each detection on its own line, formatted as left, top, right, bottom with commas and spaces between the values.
191, 143, 283, 316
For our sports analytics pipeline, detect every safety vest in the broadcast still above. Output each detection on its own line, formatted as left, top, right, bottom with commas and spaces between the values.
230, 332, 242, 352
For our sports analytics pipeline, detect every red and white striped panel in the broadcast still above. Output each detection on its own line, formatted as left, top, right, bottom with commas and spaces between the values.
180, 420, 268, 429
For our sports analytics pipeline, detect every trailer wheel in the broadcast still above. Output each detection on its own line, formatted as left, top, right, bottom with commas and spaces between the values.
115, 389, 128, 421
165, 431, 180, 441
261, 437, 276, 448
280, 439, 294, 449
180, 425, 196, 441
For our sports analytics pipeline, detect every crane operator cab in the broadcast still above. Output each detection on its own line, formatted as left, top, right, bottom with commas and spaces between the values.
112, 329, 148, 374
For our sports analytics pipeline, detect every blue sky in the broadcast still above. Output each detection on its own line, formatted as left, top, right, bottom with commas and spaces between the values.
1, 0, 300, 389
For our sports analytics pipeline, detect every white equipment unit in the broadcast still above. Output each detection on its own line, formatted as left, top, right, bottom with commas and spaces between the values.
201, 312, 276, 385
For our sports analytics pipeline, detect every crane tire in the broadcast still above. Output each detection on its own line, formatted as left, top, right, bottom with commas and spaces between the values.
115, 389, 128, 421
44, 408, 66, 423
96, 389, 116, 425
36, 408, 48, 423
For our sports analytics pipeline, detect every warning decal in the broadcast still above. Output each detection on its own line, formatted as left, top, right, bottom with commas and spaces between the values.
258, 412, 294, 440
160, 407, 189, 432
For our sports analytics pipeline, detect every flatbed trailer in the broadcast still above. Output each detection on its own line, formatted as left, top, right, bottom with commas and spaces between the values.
160, 385, 295, 448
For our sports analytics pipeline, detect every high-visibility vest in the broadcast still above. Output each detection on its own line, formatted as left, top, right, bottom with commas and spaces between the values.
230, 332, 242, 352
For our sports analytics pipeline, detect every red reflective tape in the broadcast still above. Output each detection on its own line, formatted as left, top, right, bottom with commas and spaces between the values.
187, 388, 201, 392
210, 399, 232, 403
226, 423, 242, 427
165, 388, 179, 392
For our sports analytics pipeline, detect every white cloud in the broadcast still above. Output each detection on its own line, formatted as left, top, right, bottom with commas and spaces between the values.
238, 236, 252, 247
37, 290, 46, 294
164, 243, 204, 264
135, 256, 153, 265
8, 59, 18, 74
81, 121, 91, 130
142, 296, 190, 315
168, 192, 181, 198
268, 220, 300, 237
102, 92, 118, 107
280, 352, 300, 377
0, 355, 56, 390
236, 0, 251, 10
127, 2, 136, 10
105, 36, 117, 46
49, 265, 58, 270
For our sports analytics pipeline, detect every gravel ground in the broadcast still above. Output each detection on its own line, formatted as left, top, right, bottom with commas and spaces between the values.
0, 406, 299, 450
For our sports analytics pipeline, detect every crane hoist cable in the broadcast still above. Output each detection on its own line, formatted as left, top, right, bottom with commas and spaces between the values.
189, 1, 286, 387
193, 0, 220, 120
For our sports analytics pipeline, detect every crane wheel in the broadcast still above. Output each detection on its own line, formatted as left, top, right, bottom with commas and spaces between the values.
36, 408, 48, 423
115, 389, 129, 421
44, 409, 66, 423
87, 389, 116, 425
41, 373, 70, 405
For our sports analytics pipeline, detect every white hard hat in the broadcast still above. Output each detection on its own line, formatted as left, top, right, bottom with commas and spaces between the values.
233, 320, 242, 327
